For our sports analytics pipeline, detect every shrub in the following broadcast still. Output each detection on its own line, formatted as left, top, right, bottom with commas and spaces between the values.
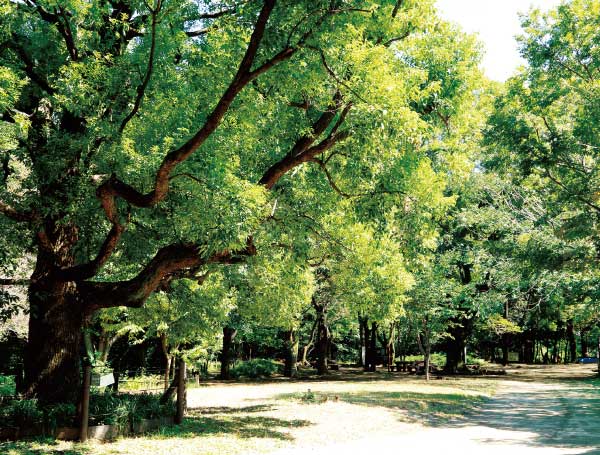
0, 375, 16, 396
230, 359, 281, 379
399, 353, 447, 365
0, 391, 175, 432
0, 399, 43, 428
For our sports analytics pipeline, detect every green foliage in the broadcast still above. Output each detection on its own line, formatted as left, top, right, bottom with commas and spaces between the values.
89, 391, 175, 428
230, 359, 281, 379
0, 399, 43, 428
0, 374, 15, 396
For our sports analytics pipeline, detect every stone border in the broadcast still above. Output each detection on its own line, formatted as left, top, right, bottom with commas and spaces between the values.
0, 416, 175, 442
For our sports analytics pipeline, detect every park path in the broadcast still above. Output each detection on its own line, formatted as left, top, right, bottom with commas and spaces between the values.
185, 365, 600, 455
265, 376, 600, 455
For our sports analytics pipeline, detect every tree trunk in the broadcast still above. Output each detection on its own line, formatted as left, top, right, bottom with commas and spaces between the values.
502, 300, 510, 366
359, 316, 369, 371
424, 318, 431, 381
24, 276, 85, 404
161, 334, 171, 390
220, 326, 237, 380
283, 329, 299, 378
444, 328, 465, 374
365, 322, 378, 372
300, 319, 317, 366
581, 329, 589, 358
566, 319, 577, 363
315, 304, 329, 375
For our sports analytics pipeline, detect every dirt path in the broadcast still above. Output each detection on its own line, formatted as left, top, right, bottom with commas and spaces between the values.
185, 364, 599, 455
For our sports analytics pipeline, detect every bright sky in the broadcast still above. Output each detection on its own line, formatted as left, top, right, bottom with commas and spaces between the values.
435, 0, 562, 81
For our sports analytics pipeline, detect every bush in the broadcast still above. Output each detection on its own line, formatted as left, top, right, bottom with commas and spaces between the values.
230, 359, 281, 379
89, 391, 175, 428
0, 391, 175, 432
399, 353, 447, 365
0, 399, 43, 427
0, 375, 16, 396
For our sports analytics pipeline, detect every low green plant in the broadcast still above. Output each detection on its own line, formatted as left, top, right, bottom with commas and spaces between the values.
0, 374, 16, 396
44, 402, 77, 429
399, 353, 447, 365
230, 359, 281, 379
0, 399, 43, 427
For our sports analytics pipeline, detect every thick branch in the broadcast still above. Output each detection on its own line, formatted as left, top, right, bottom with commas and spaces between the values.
0, 200, 36, 223
259, 95, 351, 189
80, 238, 256, 311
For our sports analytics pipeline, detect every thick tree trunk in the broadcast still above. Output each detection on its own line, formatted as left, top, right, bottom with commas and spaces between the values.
566, 319, 577, 362
283, 329, 299, 378
444, 330, 464, 374
220, 326, 237, 380
25, 268, 85, 403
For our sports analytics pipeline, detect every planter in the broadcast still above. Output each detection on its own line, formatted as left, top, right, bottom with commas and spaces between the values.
87, 424, 120, 440
132, 416, 175, 434
54, 426, 79, 440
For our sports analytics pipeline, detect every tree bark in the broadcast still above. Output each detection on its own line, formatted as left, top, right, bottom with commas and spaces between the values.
283, 329, 299, 378
161, 333, 171, 390
220, 326, 237, 380
24, 235, 86, 404
365, 322, 378, 372
315, 303, 329, 375
359, 316, 369, 371
566, 319, 577, 362
581, 328, 589, 358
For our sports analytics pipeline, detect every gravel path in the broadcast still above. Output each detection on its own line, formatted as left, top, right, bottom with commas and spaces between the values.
186, 365, 600, 455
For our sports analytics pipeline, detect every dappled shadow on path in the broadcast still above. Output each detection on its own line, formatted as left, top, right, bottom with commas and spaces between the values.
152, 409, 311, 441
457, 382, 600, 454
274, 389, 486, 427
0, 438, 91, 455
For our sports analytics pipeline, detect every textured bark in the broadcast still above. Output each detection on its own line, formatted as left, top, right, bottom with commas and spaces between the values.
365, 322, 378, 372
581, 329, 589, 358
220, 326, 237, 380
24, 224, 86, 404
567, 319, 577, 362
283, 329, 299, 378
315, 302, 329, 375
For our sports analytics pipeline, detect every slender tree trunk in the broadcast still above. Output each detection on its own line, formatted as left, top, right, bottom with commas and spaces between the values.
581, 329, 589, 358
315, 303, 329, 375
283, 329, 299, 378
423, 317, 431, 381
502, 300, 510, 366
566, 319, 577, 363
300, 319, 317, 365
359, 316, 370, 371
365, 322, 378, 372
161, 333, 171, 390
220, 326, 237, 380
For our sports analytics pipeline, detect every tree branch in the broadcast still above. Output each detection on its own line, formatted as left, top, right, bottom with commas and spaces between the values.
0, 200, 36, 223
119, 0, 163, 133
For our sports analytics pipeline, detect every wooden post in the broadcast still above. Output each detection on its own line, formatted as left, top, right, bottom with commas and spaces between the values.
175, 357, 186, 424
79, 364, 92, 442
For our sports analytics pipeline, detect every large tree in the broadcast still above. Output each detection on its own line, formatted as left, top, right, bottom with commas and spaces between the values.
1, 0, 451, 403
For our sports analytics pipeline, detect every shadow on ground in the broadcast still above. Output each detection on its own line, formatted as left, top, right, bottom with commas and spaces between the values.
153, 410, 311, 441
460, 382, 600, 454
0, 438, 91, 455
275, 389, 487, 426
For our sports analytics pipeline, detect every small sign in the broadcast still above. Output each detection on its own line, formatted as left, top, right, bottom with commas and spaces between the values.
92, 372, 115, 387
